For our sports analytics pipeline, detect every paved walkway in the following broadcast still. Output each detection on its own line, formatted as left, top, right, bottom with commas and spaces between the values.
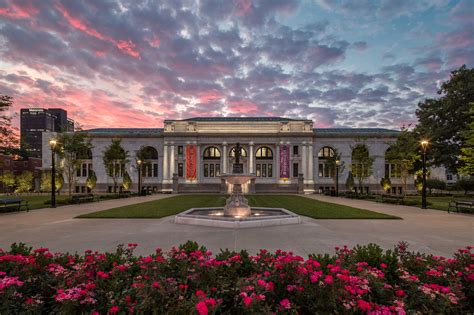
0, 194, 472, 257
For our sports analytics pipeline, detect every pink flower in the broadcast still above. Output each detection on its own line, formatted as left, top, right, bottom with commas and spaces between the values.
280, 298, 291, 309
380, 263, 387, 269
357, 299, 371, 311
205, 298, 216, 306
196, 290, 206, 297
395, 290, 406, 297
109, 306, 119, 314
196, 301, 208, 315
152, 281, 160, 288
96, 271, 109, 279
324, 275, 334, 285
243, 296, 252, 306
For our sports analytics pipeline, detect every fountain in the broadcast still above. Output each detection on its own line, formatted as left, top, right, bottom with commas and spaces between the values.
174, 143, 300, 228
220, 142, 254, 217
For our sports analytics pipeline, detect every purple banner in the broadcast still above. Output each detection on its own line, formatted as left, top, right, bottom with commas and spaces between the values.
280, 145, 290, 179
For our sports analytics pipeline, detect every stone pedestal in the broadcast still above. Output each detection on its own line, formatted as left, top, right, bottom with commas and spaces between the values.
224, 183, 251, 217
172, 173, 179, 193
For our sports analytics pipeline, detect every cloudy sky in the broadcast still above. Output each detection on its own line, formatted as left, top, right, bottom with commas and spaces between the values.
0, 0, 473, 130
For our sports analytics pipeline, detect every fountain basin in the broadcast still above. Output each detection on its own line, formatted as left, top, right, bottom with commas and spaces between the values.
220, 174, 255, 185
174, 207, 301, 229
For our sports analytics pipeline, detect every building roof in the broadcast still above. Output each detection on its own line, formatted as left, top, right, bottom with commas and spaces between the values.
82, 126, 399, 138
165, 117, 310, 123
83, 128, 164, 136
314, 128, 400, 137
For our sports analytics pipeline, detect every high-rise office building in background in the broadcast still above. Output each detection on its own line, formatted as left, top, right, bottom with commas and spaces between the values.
20, 108, 74, 158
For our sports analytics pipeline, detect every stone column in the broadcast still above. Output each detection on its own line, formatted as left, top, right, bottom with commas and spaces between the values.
307, 142, 314, 182
195, 142, 200, 182
222, 142, 228, 173
301, 142, 307, 180
163, 142, 169, 183
249, 142, 254, 174
276, 142, 281, 180
170, 142, 175, 179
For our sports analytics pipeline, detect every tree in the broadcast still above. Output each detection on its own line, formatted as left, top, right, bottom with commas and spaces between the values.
15, 171, 33, 193
415, 65, 474, 172
458, 104, 474, 175
0, 171, 16, 193
455, 177, 474, 195
122, 171, 132, 191
385, 127, 420, 195
380, 177, 391, 193
345, 171, 355, 192
56, 132, 92, 196
103, 139, 129, 193
86, 172, 97, 192
351, 144, 375, 194
0, 95, 19, 154
425, 178, 446, 195
326, 149, 345, 187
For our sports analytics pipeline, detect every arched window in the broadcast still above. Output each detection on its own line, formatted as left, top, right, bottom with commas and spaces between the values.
203, 146, 221, 177
230, 147, 247, 157
318, 146, 335, 178
203, 146, 221, 159
255, 146, 273, 178
318, 146, 334, 159
141, 146, 158, 160
256, 146, 273, 159
138, 146, 159, 178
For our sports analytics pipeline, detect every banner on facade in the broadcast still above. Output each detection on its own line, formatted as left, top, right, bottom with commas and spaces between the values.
186, 145, 196, 180
280, 145, 290, 179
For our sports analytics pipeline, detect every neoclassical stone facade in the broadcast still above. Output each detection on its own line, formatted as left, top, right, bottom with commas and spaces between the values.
42, 117, 411, 194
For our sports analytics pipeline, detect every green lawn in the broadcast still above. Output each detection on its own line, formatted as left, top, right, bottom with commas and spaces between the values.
404, 195, 470, 212
77, 194, 400, 220
0, 195, 71, 211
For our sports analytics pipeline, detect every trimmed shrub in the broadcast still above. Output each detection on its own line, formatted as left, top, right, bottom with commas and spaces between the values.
0, 242, 472, 313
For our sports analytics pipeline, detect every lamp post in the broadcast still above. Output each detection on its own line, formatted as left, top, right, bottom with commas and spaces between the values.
420, 140, 429, 209
335, 159, 341, 197
137, 159, 142, 196
49, 139, 57, 208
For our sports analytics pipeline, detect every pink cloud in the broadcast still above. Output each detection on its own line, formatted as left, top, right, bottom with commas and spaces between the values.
227, 100, 259, 114
198, 90, 224, 103
55, 3, 140, 58
0, 1, 38, 19
234, 0, 252, 16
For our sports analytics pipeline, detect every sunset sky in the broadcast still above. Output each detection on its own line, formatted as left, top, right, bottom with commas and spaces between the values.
1, 0, 473, 130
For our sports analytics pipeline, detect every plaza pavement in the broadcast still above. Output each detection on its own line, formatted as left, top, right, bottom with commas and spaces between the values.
0, 194, 472, 257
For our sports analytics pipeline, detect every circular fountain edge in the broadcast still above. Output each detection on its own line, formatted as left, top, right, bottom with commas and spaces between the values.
174, 207, 301, 229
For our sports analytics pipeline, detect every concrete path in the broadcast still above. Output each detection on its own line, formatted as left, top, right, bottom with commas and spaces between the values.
0, 194, 472, 257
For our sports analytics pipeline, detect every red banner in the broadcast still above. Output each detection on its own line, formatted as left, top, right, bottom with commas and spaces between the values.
186, 145, 196, 180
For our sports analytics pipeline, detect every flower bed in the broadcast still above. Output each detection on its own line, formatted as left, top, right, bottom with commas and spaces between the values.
0, 242, 472, 314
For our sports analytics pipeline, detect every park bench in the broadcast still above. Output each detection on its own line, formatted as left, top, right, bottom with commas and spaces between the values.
70, 194, 94, 204
380, 194, 404, 205
118, 191, 131, 198
0, 198, 29, 212
448, 199, 474, 213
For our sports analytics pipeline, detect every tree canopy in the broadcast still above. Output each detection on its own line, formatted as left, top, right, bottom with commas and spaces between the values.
103, 138, 129, 193
458, 104, 474, 175
415, 65, 474, 172
385, 127, 420, 194
0, 95, 19, 154
56, 131, 92, 196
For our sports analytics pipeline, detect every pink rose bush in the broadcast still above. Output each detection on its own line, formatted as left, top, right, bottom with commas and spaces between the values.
0, 241, 472, 313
